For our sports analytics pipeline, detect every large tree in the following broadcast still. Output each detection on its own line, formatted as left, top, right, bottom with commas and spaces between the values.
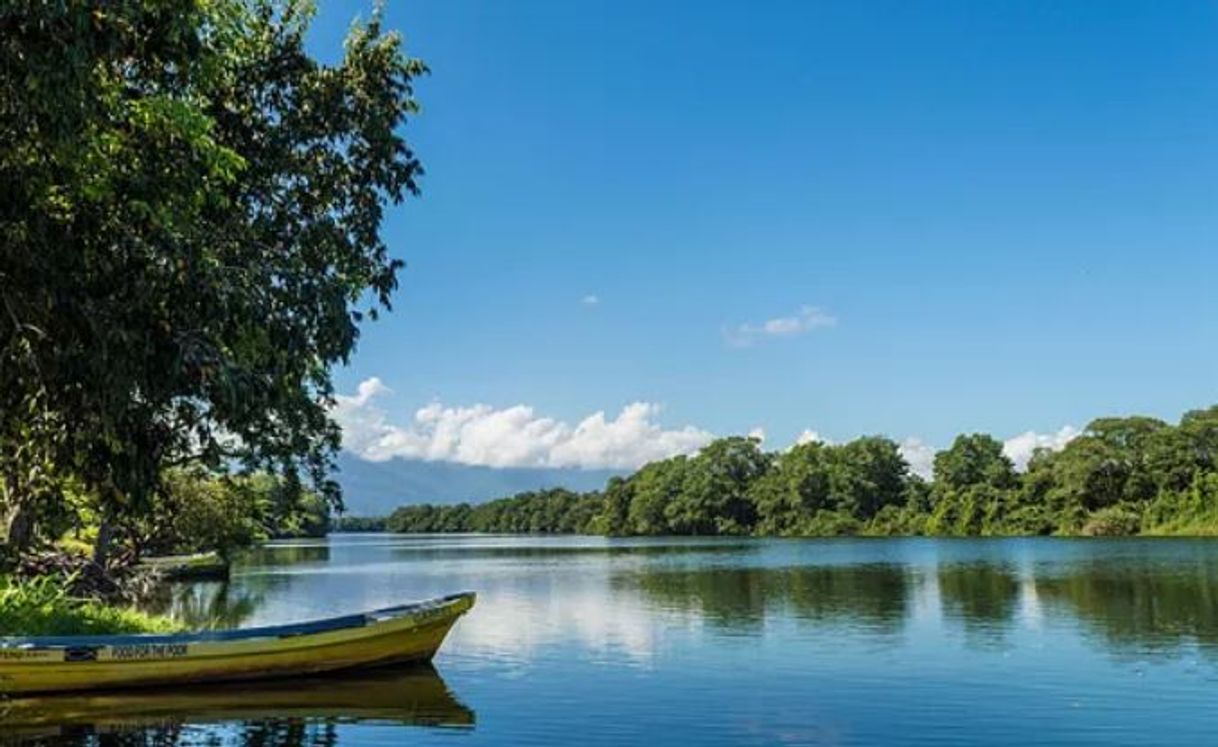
0, 0, 424, 560
668, 437, 769, 535
748, 440, 835, 535
932, 434, 1016, 493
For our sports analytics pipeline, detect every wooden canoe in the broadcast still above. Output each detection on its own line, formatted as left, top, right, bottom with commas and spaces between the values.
0, 592, 474, 694
136, 551, 231, 581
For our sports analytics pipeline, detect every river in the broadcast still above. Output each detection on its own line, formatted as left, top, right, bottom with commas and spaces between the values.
10, 533, 1218, 745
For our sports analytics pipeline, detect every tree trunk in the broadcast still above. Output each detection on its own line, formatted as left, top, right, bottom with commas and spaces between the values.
2, 505, 33, 563
93, 519, 115, 568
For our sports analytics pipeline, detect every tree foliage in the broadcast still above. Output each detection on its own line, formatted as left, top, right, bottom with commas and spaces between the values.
0, 0, 423, 558
383, 405, 1218, 539
386, 489, 600, 535
133, 470, 330, 559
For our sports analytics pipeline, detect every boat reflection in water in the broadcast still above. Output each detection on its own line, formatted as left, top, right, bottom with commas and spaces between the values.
0, 664, 473, 745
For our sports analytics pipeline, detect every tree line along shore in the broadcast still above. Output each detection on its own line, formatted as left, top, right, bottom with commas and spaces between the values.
338, 406, 1218, 539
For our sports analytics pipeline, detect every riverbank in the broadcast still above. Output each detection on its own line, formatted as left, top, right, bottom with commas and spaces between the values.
349, 512, 1218, 539
0, 576, 179, 636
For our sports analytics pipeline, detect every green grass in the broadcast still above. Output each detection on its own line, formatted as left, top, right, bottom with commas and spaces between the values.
1141, 518, 1218, 536
0, 576, 182, 637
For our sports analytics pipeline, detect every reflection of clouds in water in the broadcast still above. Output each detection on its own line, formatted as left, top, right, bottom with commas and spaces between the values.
211, 536, 1218, 674
149, 534, 1218, 747
228, 536, 760, 658
450, 585, 657, 664
908, 569, 939, 625
1018, 578, 1045, 630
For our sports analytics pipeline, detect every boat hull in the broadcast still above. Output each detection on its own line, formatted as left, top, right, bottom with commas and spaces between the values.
0, 592, 474, 694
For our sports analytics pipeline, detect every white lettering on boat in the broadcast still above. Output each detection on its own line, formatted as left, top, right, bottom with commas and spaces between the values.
0, 649, 56, 661
109, 644, 189, 660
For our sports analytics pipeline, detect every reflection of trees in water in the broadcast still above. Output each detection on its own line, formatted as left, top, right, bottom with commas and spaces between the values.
1035, 559, 1218, 655
240, 543, 331, 568
8, 722, 339, 747
389, 541, 759, 564
612, 552, 1218, 660
936, 564, 1020, 645
140, 543, 328, 631
142, 582, 263, 630
6, 722, 339, 747
1, 665, 473, 746
231, 569, 299, 600
221, 720, 339, 747
619, 563, 915, 634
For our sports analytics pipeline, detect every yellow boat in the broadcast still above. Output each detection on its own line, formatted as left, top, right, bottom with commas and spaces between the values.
0, 592, 474, 694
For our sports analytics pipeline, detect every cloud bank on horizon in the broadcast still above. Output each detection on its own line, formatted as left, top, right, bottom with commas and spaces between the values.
333, 378, 1081, 476
332, 378, 714, 470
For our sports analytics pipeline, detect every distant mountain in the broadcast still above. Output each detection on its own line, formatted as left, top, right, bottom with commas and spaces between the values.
333, 453, 623, 516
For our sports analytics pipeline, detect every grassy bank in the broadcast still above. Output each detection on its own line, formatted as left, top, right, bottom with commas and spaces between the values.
0, 577, 180, 637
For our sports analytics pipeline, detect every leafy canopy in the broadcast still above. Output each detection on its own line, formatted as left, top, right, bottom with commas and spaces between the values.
0, 0, 425, 549
382, 404, 1218, 540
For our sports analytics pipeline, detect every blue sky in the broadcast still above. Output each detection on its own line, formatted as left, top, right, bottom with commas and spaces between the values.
313, 1, 1218, 472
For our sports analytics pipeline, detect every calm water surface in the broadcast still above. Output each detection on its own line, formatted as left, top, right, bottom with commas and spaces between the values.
11, 534, 1218, 745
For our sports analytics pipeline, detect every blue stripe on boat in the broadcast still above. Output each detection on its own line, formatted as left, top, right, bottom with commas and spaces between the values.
0, 592, 474, 650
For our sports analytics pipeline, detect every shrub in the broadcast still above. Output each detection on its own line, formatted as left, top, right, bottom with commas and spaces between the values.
0, 576, 180, 636
794, 510, 861, 537
1143, 474, 1218, 535
866, 504, 926, 536
1080, 505, 1143, 537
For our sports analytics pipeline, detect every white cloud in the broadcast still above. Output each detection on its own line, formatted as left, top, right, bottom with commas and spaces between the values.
336, 379, 1081, 478
1002, 426, 1080, 471
793, 429, 827, 446
896, 426, 1080, 479
724, 305, 836, 348
332, 378, 714, 470
581, 294, 600, 306
899, 437, 936, 479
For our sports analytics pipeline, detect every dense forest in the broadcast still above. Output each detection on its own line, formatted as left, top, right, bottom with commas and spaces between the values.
382, 406, 1218, 538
